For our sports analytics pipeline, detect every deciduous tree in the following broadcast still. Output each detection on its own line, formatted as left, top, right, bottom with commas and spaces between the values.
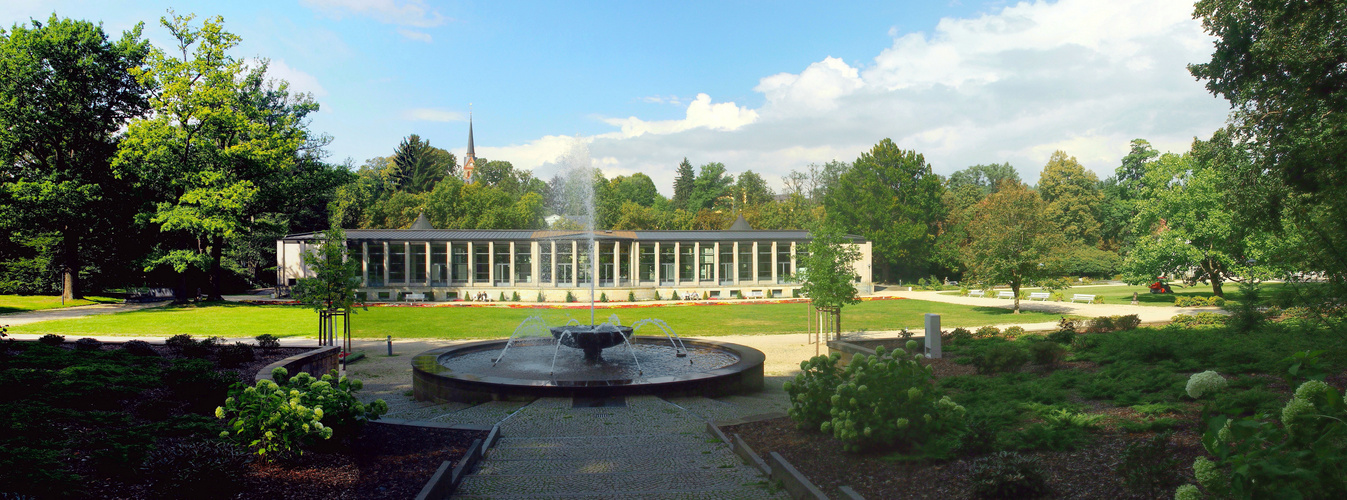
962, 184, 1066, 313
799, 224, 862, 338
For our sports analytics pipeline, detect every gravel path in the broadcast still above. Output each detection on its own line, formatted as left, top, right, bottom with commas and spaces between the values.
0, 301, 163, 326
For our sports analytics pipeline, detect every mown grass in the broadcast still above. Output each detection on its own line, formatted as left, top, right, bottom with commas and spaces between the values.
0, 295, 121, 315
8, 298, 1065, 339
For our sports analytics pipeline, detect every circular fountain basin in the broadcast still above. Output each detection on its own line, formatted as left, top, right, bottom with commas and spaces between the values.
549, 325, 634, 362
412, 336, 765, 403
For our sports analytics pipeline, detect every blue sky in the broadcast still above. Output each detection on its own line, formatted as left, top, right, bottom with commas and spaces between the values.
3, 0, 1230, 194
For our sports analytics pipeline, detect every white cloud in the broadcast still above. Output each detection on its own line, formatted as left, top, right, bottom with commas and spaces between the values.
403, 108, 466, 122
263, 59, 328, 97
396, 28, 433, 42
300, 0, 447, 27
487, 0, 1230, 192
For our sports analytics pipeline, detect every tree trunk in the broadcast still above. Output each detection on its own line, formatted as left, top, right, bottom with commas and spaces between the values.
1202, 259, 1225, 297
1011, 283, 1021, 314
208, 235, 225, 301
60, 230, 81, 301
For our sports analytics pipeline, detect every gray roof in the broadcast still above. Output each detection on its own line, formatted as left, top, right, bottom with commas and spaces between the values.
409, 213, 435, 230
281, 228, 864, 243
728, 214, 752, 231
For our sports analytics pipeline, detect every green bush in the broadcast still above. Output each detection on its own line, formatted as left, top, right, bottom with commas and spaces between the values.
1046, 328, 1076, 345
271, 369, 387, 436
255, 334, 280, 350
1115, 314, 1141, 330
140, 438, 251, 500
216, 378, 333, 459
38, 334, 64, 346
599, 292, 608, 302
511, 291, 520, 302
783, 353, 845, 430
1171, 313, 1227, 327
1027, 341, 1066, 367
821, 346, 965, 452
975, 326, 1001, 338
1003, 326, 1026, 338
566, 291, 576, 302
628, 291, 636, 302
498, 292, 507, 302
654, 290, 662, 301
1119, 432, 1183, 497
948, 328, 974, 344
969, 451, 1049, 498
216, 342, 255, 368
121, 339, 159, 356
1209, 296, 1226, 307
973, 344, 1029, 374
959, 286, 970, 296
75, 337, 102, 351
1085, 316, 1116, 333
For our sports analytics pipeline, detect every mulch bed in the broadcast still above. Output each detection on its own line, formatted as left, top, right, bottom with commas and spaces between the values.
724, 416, 1205, 500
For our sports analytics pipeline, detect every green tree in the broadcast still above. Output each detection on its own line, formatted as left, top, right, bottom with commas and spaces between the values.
1037, 151, 1103, 245
825, 139, 944, 282
732, 170, 775, 207
671, 157, 695, 210
689, 162, 734, 211
114, 13, 317, 300
293, 228, 361, 313
608, 173, 661, 207
962, 184, 1066, 313
390, 134, 455, 193
948, 162, 1020, 195
799, 224, 862, 338
0, 16, 151, 300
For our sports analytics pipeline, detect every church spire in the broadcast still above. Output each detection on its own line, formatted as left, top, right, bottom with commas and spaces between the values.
463, 107, 476, 183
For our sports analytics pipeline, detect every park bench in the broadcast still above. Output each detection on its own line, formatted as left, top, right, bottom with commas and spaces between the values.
746, 290, 765, 299
405, 292, 426, 303
997, 291, 1015, 299
968, 289, 986, 298
1029, 292, 1051, 301
1070, 294, 1096, 303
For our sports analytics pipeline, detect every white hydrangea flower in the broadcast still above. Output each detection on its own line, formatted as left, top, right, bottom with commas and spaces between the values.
1281, 397, 1315, 427
1193, 457, 1222, 490
1294, 380, 1331, 401
1174, 484, 1201, 500
1186, 370, 1228, 399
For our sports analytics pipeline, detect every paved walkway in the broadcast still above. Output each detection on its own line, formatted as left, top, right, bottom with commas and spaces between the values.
0, 301, 164, 327
872, 286, 1203, 331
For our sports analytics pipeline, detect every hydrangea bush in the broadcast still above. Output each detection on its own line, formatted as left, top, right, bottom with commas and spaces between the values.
1185, 370, 1228, 399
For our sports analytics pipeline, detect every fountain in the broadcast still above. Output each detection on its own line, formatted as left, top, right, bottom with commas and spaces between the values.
412, 140, 764, 403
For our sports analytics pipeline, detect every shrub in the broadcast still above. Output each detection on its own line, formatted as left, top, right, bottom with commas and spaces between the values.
1027, 341, 1066, 367
1046, 328, 1076, 345
973, 344, 1029, 374
140, 438, 251, 499
948, 328, 974, 344
599, 292, 608, 302
217, 342, 255, 368
957, 417, 1000, 456
74, 337, 102, 351
821, 346, 966, 452
216, 378, 332, 459
975, 326, 1001, 338
627, 291, 636, 302
1119, 432, 1183, 497
1085, 316, 1116, 333
792, 289, 801, 298
1050, 292, 1065, 301
164, 334, 196, 353
1171, 313, 1226, 327
1115, 314, 1141, 330
1186, 370, 1228, 399
969, 451, 1049, 498
1003, 326, 1026, 338
511, 291, 520, 302
121, 339, 159, 357
1208, 296, 1226, 307
1264, 305, 1283, 318
254, 334, 280, 350
38, 334, 65, 346
959, 286, 970, 296
272, 369, 388, 436
654, 290, 662, 301
566, 291, 576, 302
498, 292, 507, 302
783, 353, 845, 430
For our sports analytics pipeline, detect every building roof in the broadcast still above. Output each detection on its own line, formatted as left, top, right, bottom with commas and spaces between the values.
466, 116, 475, 157
280, 228, 866, 243
728, 214, 752, 231
409, 213, 435, 230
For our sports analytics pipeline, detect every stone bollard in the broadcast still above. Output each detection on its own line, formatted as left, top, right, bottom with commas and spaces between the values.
387, 335, 393, 356
924, 313, 942, 359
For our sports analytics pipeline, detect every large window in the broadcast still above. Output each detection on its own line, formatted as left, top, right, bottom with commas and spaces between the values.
410, 243, 427, 283
738, 243, 752, 281
618, 243, 631, 284
540, 242, 553, 284
494, 243, 510, 284
557, 242, 573, 284
598, 242, 615, 285
515, 243, 531, 283
639, 244, 655, 282
660, 244, 675, 284
474, 243, 490, 282
389, 242, 406, 283
347, 241, 363, 284
367, 244, 384, 287
719, 244, 733, 284
578, 242, 593, 284
451, 243, 468, 283
778, 243, 792, 283
758, 242, 772, 280
699, 244, 714, 281
432, 243, 447, 285
679, 243, 694, 281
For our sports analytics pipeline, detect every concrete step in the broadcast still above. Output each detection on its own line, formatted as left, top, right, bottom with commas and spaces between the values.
474, 451, 743, 476
494, 433, 720, 450
452, 485, 788, 500
453, 468, 777, 497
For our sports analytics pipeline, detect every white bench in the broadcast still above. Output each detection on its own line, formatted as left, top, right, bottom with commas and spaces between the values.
746, 290, 765, 299
405, 292, 426, 303
997, 291, 1015, 299
1029, 292, 1050, 301
968, 290, 986, 298
1070, 294, 1096, 303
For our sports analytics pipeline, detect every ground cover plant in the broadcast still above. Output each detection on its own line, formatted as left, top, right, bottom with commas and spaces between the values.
739, 314, 1347, 499
0, 294, 121, 314
8, 298, 1064, 339
938, 282, 1311, 308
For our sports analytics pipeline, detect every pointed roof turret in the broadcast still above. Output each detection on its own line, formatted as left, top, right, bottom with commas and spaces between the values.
466, 114, 475, 158
410, 212, 435, 230
728, 213, 753, 231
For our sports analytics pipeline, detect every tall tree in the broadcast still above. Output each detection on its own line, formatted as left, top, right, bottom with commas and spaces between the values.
962, 184, 1067, 313
391, 134, 456, 193
671, 157, 695, 210
825, 139, 944, 282
0, 16, 151, 300
732, 170, 775, 207
1037, 151, 1103, 245
948, 163, 1021, 195
689, 162, 734, 211
799, 223, 862, 339
115, 13, 317, 300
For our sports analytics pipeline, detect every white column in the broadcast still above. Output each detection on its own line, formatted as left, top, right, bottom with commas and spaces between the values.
488, 241, 495, 286
790, 241, 798, 284
673, 242, 681, 285
612, 241, 621, 286
509, 241, 517, 286
713, 242, 721, 284
732, 242, 740, 285
654, 242, 661, 284
694, 242, 701, 286
424, 242, 431, 286
571, 240, 579, 287
771, 241, 779, 284
751, 242, 758, 284
532, 241, 541, 286
466, 242, 474, 286
361, 242, 369, 286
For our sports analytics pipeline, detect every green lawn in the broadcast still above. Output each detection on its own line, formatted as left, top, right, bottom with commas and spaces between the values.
940, 282, 1312, 307
0, 295, 121, 315
8, 298, 1066, 339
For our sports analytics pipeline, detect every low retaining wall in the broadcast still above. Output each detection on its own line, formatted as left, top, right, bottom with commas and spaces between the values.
255, 345, 341, 383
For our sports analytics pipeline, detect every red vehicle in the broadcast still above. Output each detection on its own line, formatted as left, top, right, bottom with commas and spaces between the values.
1149, 277, 1173, 294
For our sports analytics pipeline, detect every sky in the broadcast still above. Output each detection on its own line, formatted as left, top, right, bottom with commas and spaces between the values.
2, 0, 1232, 194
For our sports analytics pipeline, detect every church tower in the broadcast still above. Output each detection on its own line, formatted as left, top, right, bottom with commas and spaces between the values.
463, 113, 476, 183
